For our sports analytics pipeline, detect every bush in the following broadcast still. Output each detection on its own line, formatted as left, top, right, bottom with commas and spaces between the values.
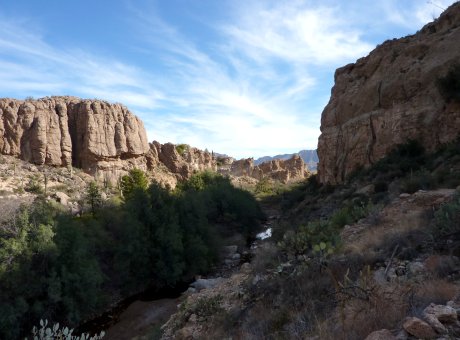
29, 319, 105, 340
120, 168, 149, 198
437, 63, 460, 102
85, 181, 102, 215
278, 219, 340, 256
175, 144, 188, 156
364, 140, 426, 181
254, 177, 274, 195
400, 169, 436, 193
191, 295, 224, 318
431, 193, 460, 239
25, 175, 44, 194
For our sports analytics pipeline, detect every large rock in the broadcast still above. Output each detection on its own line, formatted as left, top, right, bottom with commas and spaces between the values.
364, 329, 396, 340
423, 303, 457, 334
189, 278, 223, 291
317, 3, 460, 184
403, 317, 437, 339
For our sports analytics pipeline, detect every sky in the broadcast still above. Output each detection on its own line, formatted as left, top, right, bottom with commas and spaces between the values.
0, 0, 457, 158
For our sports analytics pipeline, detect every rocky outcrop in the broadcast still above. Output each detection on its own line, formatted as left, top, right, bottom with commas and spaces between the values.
153, 142, 216, 181
219, 155, 309, 183
0, 96, 149, 175
317, 3, 460, 184
0, 97, 217, 185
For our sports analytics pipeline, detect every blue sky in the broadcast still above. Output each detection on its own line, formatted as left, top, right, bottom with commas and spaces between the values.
0, 0, 457, 158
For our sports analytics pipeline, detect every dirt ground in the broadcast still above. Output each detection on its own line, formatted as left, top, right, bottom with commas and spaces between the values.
105, 298, 179, 340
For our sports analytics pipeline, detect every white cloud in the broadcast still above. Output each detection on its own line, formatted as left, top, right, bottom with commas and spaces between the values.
223, 2, 373, 65
126, 0, 374, 157
2, 1, 455, 159
0, 17, 164, 110
381, 0, 458, 29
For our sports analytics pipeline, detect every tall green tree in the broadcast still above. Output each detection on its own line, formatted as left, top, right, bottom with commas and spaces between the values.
86, 181, 102, 215
120, 169, 149, 199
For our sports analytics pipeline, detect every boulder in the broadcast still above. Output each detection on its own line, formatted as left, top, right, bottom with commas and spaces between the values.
364, 329, 396, 340
403, 317, 437, 339
54, 191, 70, 206
240, 262, 251, 273
423, 303, 457, 334
189, 278, 223, 291
407, 261, 425, 277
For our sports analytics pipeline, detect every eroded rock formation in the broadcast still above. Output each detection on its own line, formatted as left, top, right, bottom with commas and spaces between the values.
317, 3, 460, 184
219, 155, 309, 183
0, 96, 149, 170
0, 96, 216, 186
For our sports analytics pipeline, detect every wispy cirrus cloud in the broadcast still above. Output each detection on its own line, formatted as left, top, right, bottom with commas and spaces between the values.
222, 2, 373, 65
127, 0, 374, 157
0, 17, 164, 110
380, 0, 458, 29
1, 0, 457, 158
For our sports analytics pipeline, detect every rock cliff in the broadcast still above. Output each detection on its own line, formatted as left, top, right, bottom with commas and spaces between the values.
317, 3, 460, 184
0, 96, 149, 170
219, 155, 309, 183
0, 96, 216, 186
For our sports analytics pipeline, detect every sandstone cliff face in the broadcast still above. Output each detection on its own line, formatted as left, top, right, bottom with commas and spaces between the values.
220, 155, 309, 183
0, 96, 217, 186
317, 3, 460, 184
0, 96, 149, 172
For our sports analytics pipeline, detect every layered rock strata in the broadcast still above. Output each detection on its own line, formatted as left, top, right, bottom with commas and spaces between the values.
317, 3, 460, 184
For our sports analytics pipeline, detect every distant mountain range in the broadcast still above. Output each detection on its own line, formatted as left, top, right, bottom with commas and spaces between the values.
254, 150, 318, 171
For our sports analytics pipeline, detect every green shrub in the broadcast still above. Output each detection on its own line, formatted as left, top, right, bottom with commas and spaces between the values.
365, 140, 426, 180
85, 181, 102, 215
278, 219, 340, 255
192, 295, 224, 317
374, 181, 388, 193
437, 64, 460, 102
25, 175, 43, 194
254, 177, 274, 195
175, 144, 188, 156
431, 194, 460, 239
120, 168, 149, 198
400, 169, 436, 193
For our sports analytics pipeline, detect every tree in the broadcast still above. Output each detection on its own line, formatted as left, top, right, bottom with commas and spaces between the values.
86, 182, 102, 215
120, 169, 149, 199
